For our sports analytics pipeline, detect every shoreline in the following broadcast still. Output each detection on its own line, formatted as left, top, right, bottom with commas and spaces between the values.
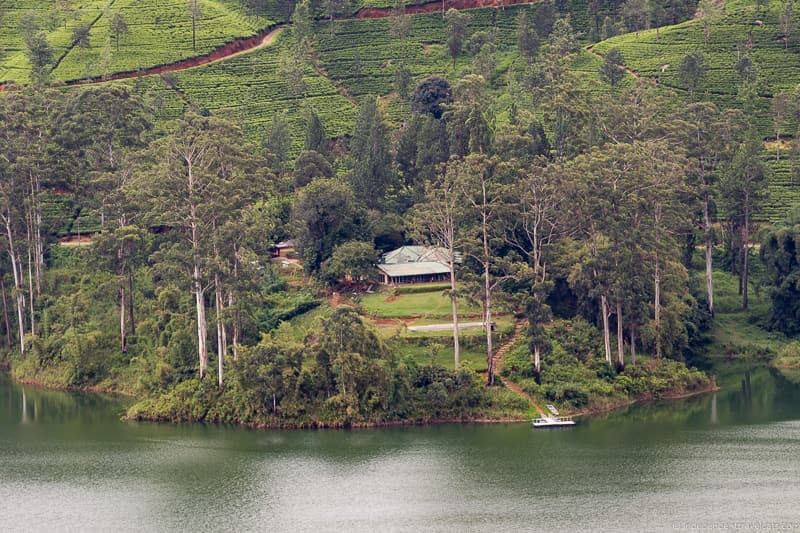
129, 413, 532, 430
9, 374, 135, 398
127, 382, 720, 429
4, 364, 719, 430
568, 381, 721, 419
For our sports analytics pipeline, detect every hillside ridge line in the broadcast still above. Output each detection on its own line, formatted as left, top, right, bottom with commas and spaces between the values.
0, 0, 547, 91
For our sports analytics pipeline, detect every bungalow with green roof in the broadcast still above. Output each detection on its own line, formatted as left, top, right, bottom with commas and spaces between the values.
376, 246, 459, 285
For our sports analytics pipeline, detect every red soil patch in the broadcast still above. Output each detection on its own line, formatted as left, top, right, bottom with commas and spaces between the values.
329, 291, 341, 307
373, 317, 417, 326
59, 234, 94, 246
384, 295, 400, 302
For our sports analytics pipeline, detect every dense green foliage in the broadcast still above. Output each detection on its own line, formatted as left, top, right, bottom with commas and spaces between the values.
760, 208, 800, 334
502, 318, 713, 412
128, 307, 528, 426
7, 0, 800, 428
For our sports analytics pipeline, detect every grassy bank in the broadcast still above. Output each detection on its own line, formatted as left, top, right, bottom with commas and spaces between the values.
700, 260, 799, 384
500, 327, 715, 418
124, 361, 533, 428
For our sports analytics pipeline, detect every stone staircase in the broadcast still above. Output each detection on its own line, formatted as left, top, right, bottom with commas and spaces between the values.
491, 319, 546, 417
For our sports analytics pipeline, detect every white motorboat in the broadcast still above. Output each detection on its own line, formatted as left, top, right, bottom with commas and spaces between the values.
532, 416, 576, 428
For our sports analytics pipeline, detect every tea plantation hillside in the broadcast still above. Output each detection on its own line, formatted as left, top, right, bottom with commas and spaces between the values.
9, 0, 800, 226
0, 0, 108, 84
51, 0, 269, 82
171, 29, 357, 151
0, 0, 269, 84
312, 1, 620, 122
593, 0, 796, 137
591, 0, 800, 221
146, 3, 619, 144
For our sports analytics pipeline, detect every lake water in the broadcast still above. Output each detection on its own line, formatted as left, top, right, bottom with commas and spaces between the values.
1, 366, 799, 532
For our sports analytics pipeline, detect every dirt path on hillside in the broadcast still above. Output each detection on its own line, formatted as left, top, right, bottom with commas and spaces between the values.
64, 26, 286, 87
485, 319, 546, 416
308, 48, 357, 105
585, 45, 643, 79
58, 234, 94, 247
0, 0, 549, 92
0, 26, 285, 92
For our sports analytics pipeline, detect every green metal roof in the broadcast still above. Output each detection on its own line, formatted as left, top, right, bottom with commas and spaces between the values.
376, 262, 451, 277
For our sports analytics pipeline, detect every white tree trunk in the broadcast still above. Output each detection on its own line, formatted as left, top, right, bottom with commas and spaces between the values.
654, 250, 661, 358
742, 198, 750, 310
120, 281, 127, 354
5, 220, 25, 357
616, 299, 624, 367
26, 244, 34, 338
35, 205, 43, 297
194, 262, 208, 379
228, 290, 238, 361
480, 183, 494, 386
449, 235, 460, 369
1, 279, 11, 351
215, 274, 225, 388
704, 192, 714, 316
29, 170, 43, 298
128, 269, 135, 335
654, 204, 662, 358
601, 294, 611, 364
484, 269, 493, 386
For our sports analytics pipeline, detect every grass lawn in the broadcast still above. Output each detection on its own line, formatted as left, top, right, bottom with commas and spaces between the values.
359, 287, 483, 318
280, 296, 512, 372
707, 266, 791, 358
277, 305, 332, 344
393, 342, 490, 371
369, 314, 516, 339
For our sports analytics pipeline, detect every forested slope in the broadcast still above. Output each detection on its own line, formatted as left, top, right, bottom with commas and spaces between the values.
4, 0, 799, 427
591, 0, 800, 222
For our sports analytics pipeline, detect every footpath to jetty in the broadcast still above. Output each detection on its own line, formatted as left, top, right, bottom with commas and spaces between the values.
489, 319, 546, 416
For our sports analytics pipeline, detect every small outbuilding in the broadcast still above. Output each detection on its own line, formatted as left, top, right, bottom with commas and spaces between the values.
270, 240, 297, 259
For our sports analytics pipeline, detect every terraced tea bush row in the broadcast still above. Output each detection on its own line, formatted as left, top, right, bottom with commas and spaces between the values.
0, 0, 108, 84
763, 157, 800, 222
315, 6, 520, 101
52, 0, 268, 82
173, 30, 356, 153
313, 1, 624, 103
592, 0, 799, 138
40, 193, 77, 237
1, 0, 270, 84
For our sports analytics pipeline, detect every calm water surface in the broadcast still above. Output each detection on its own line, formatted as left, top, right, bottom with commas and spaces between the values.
1, 367, 799, 532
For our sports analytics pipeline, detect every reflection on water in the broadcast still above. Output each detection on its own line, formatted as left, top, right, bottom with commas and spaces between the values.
1, 367, 799, 532
710, 391, 718, 424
